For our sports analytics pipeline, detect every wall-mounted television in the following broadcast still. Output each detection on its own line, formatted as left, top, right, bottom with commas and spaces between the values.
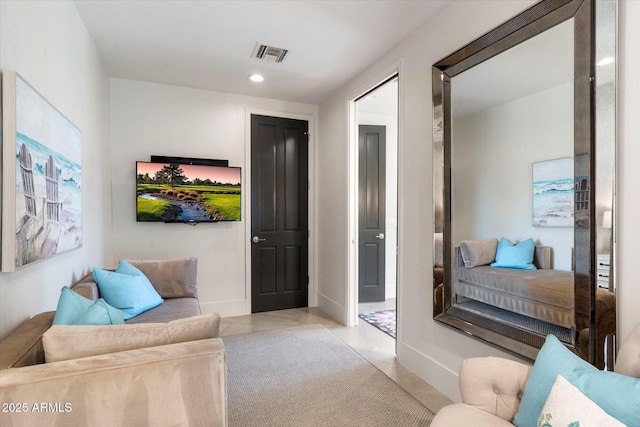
136, 161, 241, 223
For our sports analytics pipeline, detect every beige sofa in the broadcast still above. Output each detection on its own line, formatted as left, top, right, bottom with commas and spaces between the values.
431, 324, 640, 426
73, 257, 203, 323
0, 258, 228, 427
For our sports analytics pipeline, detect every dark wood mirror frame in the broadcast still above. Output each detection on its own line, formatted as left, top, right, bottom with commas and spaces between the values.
432, 0, 616, 364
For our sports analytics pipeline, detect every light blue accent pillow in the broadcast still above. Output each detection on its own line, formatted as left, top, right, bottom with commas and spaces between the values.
513, 335, 640, 427
569, 369, 640, 426
52, 286, 94, 325
73, 299, 125, 325
92, 263, 163, 320
115, 260, 147, 277
52, 286, 124, 325
490, 237, 537, 270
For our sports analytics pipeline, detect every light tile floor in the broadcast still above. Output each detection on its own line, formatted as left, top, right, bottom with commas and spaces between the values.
219, 307, 453, 414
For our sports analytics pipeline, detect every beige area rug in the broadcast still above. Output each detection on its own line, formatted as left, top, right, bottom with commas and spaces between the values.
222, 324, 434, 427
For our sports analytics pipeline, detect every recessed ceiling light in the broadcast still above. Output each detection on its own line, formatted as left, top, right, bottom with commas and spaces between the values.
249, 74, 264, 82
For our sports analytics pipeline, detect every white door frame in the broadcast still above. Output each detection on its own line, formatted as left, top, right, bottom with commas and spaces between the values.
346, 59, 404, 331
244, 108, 317, 314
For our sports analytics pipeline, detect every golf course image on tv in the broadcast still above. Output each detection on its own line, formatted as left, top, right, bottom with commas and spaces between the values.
136, 161, 241, 222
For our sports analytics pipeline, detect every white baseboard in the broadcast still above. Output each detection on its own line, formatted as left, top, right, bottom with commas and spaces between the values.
317, 292, 347, 325
200, 299, 248, 318
396, 339, 461, 403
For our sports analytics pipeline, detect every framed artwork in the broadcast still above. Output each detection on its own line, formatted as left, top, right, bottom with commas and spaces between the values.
1, 71, 82, 271
532, 157, 574, 227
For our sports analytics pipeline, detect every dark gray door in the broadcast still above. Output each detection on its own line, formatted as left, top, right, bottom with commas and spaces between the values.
358, 125, 386, 303
251, 115, 309, 313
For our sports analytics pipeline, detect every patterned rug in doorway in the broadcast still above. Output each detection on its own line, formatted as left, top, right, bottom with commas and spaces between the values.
358, 310, 396, 338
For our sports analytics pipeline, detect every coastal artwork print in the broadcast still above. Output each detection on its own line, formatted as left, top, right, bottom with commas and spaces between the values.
532, 157, 573, 228
1, 71, 82, 271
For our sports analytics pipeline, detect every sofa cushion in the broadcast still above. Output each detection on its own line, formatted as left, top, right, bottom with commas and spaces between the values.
70, 273, 100, 300
513, 334, 640, 427
92, 262, 163, 319
52, 286, 124, 326
42, 313, 219, 363
491, 237, 537, 270
538, 375, 624, 427
128, 257, 198, 298
460, 238, 498, 268
124, 297, 201, 324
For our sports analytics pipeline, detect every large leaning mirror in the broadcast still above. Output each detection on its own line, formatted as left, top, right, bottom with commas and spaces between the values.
433, 0, 616, 367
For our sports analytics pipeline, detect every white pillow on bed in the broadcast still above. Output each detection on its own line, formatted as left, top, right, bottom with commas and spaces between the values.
460, 238, 498, 268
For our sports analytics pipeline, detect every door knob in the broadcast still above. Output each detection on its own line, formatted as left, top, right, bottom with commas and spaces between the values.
375, 233, 385, 240
252, 236, 267, 243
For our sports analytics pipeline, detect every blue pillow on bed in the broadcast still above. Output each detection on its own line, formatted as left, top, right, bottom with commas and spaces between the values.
490, 237, 537, 270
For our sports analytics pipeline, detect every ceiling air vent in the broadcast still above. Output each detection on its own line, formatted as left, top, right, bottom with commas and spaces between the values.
253, 43, 288, 63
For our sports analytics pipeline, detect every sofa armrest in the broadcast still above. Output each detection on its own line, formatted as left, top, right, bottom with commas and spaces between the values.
0, 338, 227, 426
459, 356, 532, 422
534, 246, 552, 269
0, 312, 55, 369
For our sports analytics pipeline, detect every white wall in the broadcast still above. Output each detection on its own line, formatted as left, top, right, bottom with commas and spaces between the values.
109, 78, 317, 317
0, 1, 111, 339
317, 0, 640, 402
453, 83, 574, 270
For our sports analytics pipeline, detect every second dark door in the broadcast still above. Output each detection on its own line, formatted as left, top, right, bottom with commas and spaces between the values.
251, 115, 309, 313
358, 125, 386, 303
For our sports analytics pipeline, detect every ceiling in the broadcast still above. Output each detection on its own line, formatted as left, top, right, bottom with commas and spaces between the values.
450, 8, 616, 119
451, 19, 574, 119
74, 0, 451, 105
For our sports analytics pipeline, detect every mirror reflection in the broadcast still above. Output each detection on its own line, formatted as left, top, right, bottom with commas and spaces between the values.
450, 20, 575, 343
432, 0, 617, 367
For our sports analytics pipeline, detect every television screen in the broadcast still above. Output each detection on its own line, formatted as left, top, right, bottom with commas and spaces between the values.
136, 161, 241, 222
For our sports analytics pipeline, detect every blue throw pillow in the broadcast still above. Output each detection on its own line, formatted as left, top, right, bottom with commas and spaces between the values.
490, 237, 537, 270
92, 263, 163, 320
53, 286, 124, 325
569, 370, 640, 426
73, 298, 125, 325
513, 335, 640, 427
52, 286, 94, 325
115, 260, 147, 277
